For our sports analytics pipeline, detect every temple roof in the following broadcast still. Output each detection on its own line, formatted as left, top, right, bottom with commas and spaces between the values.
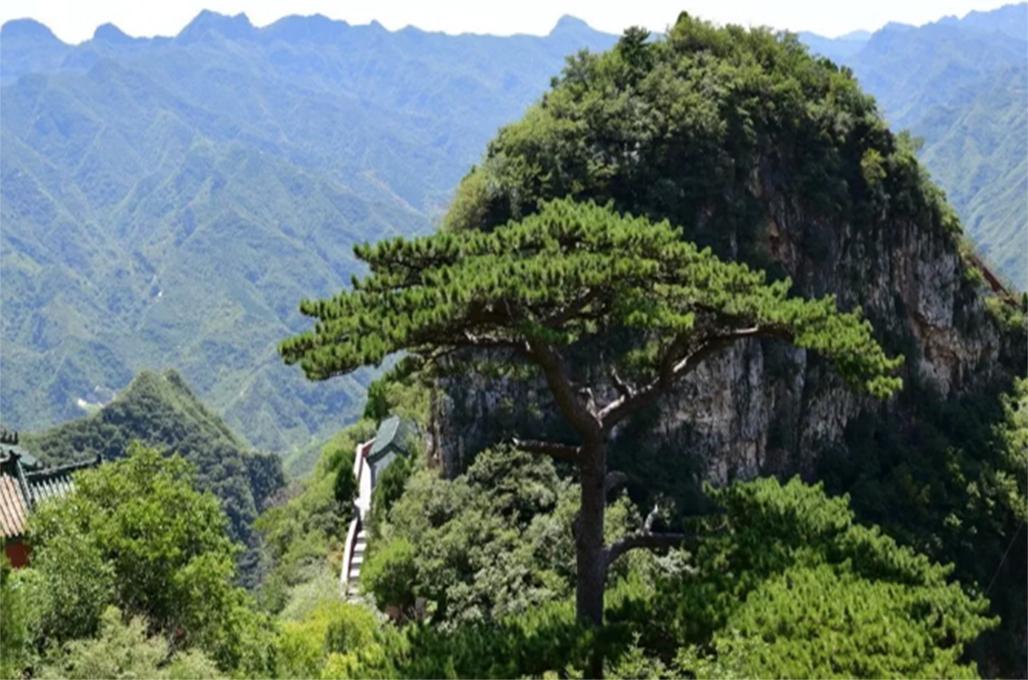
0, 428, 41, 470
0, 441, 100, 540
368, 415, 416, 463
0, 475, 28, 539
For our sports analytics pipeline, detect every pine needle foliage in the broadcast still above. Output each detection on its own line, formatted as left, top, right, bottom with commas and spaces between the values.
281, 198, 901, 398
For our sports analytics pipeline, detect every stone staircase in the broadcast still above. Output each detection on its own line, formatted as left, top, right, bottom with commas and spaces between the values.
341, 438, 374, 600
340, 419, 415, 601
347, 527, 368, 594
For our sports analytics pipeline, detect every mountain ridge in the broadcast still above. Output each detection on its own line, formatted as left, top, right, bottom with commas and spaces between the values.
799, 2, 1027, 288
1, 6, 1023, 457
0, 11, 608, 54
23, 368, 286, 582
0, 10, 619, 454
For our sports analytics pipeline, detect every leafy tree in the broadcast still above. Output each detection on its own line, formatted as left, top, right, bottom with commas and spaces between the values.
364, 445, 636, 627
281, 198, 901, 647
38, 607, 222, 680
18, 516, 114, 645
368, 451, 413, 530
25, 443, 276, 673
1, 555, 35, 678
362, 537, 419, 619
276, 600, 400, 679
333, 447, 358, 506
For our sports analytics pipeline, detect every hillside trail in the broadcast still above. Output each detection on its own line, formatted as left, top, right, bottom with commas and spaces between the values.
340, 439, 374, 600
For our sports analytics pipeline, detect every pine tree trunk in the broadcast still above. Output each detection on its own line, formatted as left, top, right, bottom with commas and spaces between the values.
576, 441, 607, 678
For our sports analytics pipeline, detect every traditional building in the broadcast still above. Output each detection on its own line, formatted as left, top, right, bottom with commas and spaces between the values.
341, 415, 418, 599
0, 429, 100, 567
366, 415, 418, 484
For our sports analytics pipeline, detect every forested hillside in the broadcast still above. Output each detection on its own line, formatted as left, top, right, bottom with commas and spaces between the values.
24, 369, 285, 581
2, 6, 1023, 460
3, 11, 1026, 680
800, 2, 1027, 288
420, 14, 1027, 675
0, 13, 616, 454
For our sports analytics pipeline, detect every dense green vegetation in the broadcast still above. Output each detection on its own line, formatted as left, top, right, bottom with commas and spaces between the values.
3, 8, 1024, 680
34, 607, 223, 680
244, 418, 997, 678
428, 13, 1025, 675
444, 13, 966, 280
362, 445, 612, 626
281, 196, 903, 653
2, 5, 1023, 462
255, 362, 430, 617
0, 11, 616, 454
820, 376, 1028, 676
24, 369, 285, 582
255, 422, 372, 615
5, 414, 1002, 677
5, 445, 277, 676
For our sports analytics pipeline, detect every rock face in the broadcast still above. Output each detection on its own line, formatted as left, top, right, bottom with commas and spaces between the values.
427, 17, 1025, 488
429, 169, 1023, 485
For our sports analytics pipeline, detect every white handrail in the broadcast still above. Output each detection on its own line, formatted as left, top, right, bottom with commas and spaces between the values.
341, 438, 374, 596
340, 515, 360, 596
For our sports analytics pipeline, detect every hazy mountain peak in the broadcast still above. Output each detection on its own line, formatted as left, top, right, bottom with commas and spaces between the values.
1, 18, 63, 44
178, 9, 254, 41
550, 15, 594, 36
941, 2, 1028, 41
93, 22, 134, 44
263, 13, 349, 42
837, 29, 871, 41
879, 21, 916, 33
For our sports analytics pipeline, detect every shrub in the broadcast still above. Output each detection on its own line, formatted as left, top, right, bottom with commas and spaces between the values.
361, 537, 418, 617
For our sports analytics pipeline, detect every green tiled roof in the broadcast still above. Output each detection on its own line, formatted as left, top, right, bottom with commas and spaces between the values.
369, 416, 416, 462
26, 459, 98, 505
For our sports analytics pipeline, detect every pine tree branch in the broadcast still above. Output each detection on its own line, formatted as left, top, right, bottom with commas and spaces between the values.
598, 325, 791, 431
610, 367, 636, 399
605, 531, 690, 568
512, 437, 581, 463
525, 339, 603, 442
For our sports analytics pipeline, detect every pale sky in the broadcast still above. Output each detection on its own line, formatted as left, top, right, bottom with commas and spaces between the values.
0, 0, 1018, 44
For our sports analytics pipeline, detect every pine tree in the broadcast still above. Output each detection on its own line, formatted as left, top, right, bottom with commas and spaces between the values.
281, 198, 902, 659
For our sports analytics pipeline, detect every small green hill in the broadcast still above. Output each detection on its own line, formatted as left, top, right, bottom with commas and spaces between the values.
24, 369, 285, 580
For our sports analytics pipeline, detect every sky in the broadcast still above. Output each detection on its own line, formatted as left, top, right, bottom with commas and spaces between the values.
0, 0, 1018, 44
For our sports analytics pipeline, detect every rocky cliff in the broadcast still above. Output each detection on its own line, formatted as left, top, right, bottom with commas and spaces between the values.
426, 17, 1026, 491
429, 173, 1023, 488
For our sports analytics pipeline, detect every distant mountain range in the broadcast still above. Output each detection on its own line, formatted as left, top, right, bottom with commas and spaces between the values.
799, 2, 1027, 288
0, 12, 617, 454
0, 5, 1023, 456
